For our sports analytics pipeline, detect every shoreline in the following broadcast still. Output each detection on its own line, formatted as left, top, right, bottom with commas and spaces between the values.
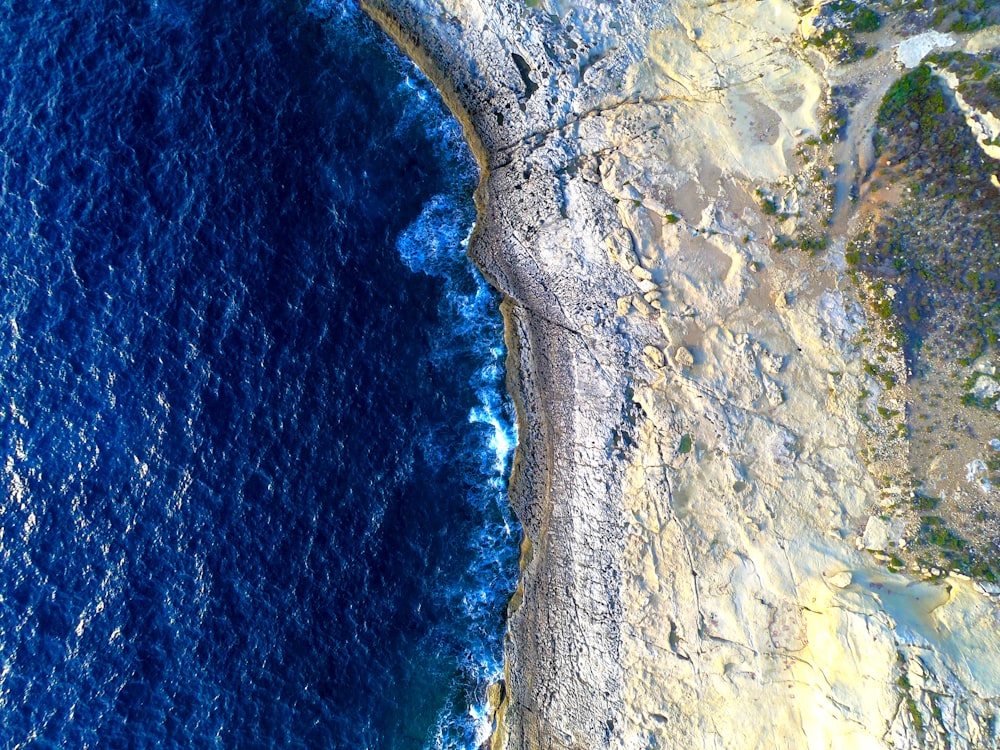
358, 3, 639, 746
356, 2, 555, 746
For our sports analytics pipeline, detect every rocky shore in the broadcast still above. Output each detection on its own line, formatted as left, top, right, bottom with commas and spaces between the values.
360, 1, 1000, 748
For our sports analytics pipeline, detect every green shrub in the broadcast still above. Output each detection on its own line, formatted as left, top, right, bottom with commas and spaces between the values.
678, 434, 693, 454
853, 7, 881, 32
798, 235, 828, 254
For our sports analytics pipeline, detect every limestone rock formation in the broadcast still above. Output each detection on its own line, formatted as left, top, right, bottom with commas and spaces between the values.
361, 1, 1000, 747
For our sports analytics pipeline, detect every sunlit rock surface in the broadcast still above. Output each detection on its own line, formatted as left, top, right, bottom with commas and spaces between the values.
361, 1, 1000, 747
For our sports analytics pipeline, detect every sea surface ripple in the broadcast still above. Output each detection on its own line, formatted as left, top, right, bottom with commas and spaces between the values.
0, 1, 518, 747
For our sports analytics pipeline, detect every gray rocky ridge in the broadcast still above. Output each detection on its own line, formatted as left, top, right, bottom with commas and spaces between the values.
361, 1, 1000, 748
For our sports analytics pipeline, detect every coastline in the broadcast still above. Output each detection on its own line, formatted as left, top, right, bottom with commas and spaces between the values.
360, 2, 1000, 748
358, 2, 640, 746
354, 3, 554, 746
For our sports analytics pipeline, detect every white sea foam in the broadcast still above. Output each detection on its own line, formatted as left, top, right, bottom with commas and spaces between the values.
304, 0, 358, 23
395, 194, 469, 278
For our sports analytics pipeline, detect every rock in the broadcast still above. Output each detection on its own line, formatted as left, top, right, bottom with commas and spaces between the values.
976, 581, 1000, 597
634, 294, 656, 317
974, 361, 996, 376
970, 375, 1000, 401
763, 377, 784, 407
895, 31, 956, 69
486, 679, 506, 717
755, 344, 784, 375
826, 570, 853, 588
861, 515, 907, 552
643, 345, 666, 370
630, 265, 653, 282
675, 346, 695, 368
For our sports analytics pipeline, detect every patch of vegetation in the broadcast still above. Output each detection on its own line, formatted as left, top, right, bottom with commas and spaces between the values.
867, 279, 894, 320
864, 361, 898, 390
839, 2, 883, 32
854, 8, 881, 31
756, 189, 779, 216
931, 0, 994, 31
867, 0, 1000, 34
806, 28, 870, 64
920, 515, 966, 551
803, 2, 881, 62
961, 390, 1000, 410
887, 552, 905, 572
798, 235, 828, 254
913, 515, 1000, 581
853, 63, 1000, 367
678, 434, 693, 454
928, 50, 1000, 118
771, 234, 795, 252
907, 696, 925, 740
845, 241, 862, 269
877, 65, 948, 129
821, 104, 848, 144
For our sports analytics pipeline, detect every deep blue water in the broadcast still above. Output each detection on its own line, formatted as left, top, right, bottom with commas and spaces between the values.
0, 1, 518, 747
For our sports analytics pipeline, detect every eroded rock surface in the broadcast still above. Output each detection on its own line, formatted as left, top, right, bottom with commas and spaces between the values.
360, 1, 1000, 747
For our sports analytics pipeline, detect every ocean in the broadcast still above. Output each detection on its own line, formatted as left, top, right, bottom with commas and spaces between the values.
0, 1, 518, 747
